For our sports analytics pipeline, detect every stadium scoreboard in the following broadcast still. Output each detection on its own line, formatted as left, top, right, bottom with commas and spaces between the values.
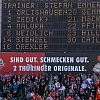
1, 0, 100, 52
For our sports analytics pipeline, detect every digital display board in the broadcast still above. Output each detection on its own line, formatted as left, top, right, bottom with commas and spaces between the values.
2, 0, 100, 52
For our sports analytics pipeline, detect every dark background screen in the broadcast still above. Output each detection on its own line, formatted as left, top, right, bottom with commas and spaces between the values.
2, 0, 100, 52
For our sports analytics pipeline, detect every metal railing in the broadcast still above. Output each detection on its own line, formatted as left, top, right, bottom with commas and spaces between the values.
15, 87, 25, 100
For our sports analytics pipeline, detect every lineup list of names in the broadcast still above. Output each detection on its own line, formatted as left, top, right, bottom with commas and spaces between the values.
2, 0, 100, 52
